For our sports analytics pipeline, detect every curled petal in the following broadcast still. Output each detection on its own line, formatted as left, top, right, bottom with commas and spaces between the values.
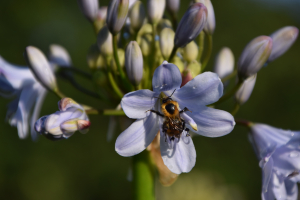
180, 112, 197, 131
262, 157, 273, 193
152, 61, 182, 93
115, 111, 160, 157
160, 132, 196, 174
185, 106, 235, 137
121, 89, 158, 119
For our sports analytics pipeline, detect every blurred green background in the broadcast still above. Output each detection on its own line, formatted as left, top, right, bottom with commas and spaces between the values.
0, 0, 299, 199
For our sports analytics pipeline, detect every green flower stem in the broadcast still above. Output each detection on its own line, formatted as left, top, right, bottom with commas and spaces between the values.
133, 150, 155, 200
170, 12, 178, 30
231, 103, 240, 116
221, 70, 237, 82
107, 70, 124, 99
112, 34, 132, 92
59, 66, 93, 79
168, 46, 178, 62
211, 80, 243, 106
201, 33, 213, 71
53, 89, 65, 99
197, 31, 205, 61
85, 109, 125, 115
235, 118, 253, 128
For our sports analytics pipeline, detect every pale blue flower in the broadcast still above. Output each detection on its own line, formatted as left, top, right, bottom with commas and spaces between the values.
116, 61, 235, 174
249, 124, 300, 200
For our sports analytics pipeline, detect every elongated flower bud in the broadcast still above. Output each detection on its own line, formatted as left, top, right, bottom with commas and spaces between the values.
147, 0, 166, 25
182, 41, 198, 62
174, 3, 207, 47
77, 0, 99, 22
49, 44, 72, 67
106, 0, 129, 35
237, 36, 272, 80
94, 6, 108, 32
156, 19, 172, 35
268, 26, 299, 62
195, 0, 215, 35
160, 28, 175, 60
166, 0, 180, 15
24, 46, 57, 91
97, 26, 113, 56
129, 1, 146, 32
214, 47, 234, 79
235, 74, 257, 105
125, 41, 143, 85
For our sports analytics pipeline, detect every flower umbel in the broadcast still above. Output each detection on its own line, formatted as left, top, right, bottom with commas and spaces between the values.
116, 61, 235, 174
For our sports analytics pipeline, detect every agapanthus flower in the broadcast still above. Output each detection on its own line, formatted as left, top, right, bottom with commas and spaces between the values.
116, 61, 235, 174
248, 123, 300, 200
0, 56, 47, 140
35, 98, 90, 141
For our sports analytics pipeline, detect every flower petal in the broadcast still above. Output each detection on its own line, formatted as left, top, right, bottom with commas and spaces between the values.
185, 106, 235, 137
152, 61, 182, 93
121, 89, 158, 119
160, 132, 196, 174
262, 157, 273, 193
167, 72, 223, 108
115, 111, 160, 157
285, 180, 298, 200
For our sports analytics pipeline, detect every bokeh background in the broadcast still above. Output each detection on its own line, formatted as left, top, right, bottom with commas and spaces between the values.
0, 0, 299, 199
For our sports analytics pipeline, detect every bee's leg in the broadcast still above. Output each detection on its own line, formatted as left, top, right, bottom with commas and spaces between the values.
163, 126, 168, 142
179, 107, 192, 114
185, 128, 190, 137
145, 109, 164, 117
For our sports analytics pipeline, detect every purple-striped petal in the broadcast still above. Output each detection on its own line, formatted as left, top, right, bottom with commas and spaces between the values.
121, 89, 158, 119
152, 61, 182, 93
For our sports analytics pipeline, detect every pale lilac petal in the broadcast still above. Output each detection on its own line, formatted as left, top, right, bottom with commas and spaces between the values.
115, 111, 160, 157
262, 157, 273, 193
285, 180, 298, 200
152, 61, 182, 93
271, 173, 287, 200
184, 106, 235, 137
180, 112, 198, 131
169, 72, 223, 108
121, 89, 158, 119
160, 132, 196, 174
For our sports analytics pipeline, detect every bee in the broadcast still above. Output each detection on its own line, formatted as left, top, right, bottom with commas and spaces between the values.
146, 89, 192, 141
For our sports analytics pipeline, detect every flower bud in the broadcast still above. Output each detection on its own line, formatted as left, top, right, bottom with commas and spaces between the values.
182, 41, 198, 62
214, 47, 234, 79
174, 3, 207, 47
125, 41, 143, 85
94, 6, 108, 32
187, 60, 201, 77
235, 74, 257, 105
147, 0, 166, 25
140, 34, 153, 56
156, 19, 172, 35
106, 0, 129, 35
129, 1, 146, 32
24, 46, 57, 91
77, 0, 99, 22
35, 98, 90, 141
111, 49, 125, 72
268, 26, 299, 62
97, 26, 113, 56
237, 36, 272, 80
173, 57, 184, 72
49, 44, 72, 67
166, 0, 180, 15
87, 44, 102, 70
195, 0, 215, 35
160, 28, 175, 60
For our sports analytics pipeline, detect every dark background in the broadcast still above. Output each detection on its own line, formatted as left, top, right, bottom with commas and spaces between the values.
0, 0, 299, 199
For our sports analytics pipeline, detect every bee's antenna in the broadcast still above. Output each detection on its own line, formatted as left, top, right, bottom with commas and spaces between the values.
169, 89, 176, 97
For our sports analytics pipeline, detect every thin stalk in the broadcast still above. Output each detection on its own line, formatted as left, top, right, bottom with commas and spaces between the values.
235, 118, 253, 128
107, 71, 124, 99
59, 66, 92, 79
53, 89, 65, 99
133, 150, 155, 200
231, 103, 240, 116
201, 33, 213, 71
222, 70, 237, 83
168, 46, 178, 62
85, 109, 125, 115
211, 80, 243, 106
197, 31, 205, 61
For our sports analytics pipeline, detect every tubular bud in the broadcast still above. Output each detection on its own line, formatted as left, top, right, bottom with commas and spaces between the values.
106, 0, 129, 35
195, 0, 215, 35
129, 1, 146, 33
160, 28, 175, 60
235, 74, 257, 105
97, 26, 113, 56
174, 3, 208, 48
166, 0, 180, 15
182, 41, 198, 62
77, 0, 99, 22
125, 41, 143, 85
24, 46, 57, 91
147, 0, 166, 25
214, 47, 234, 79
237, 36, 272, 80
140, 34, 153, 56
49, 44, 72, 67
268, 26, 299, 62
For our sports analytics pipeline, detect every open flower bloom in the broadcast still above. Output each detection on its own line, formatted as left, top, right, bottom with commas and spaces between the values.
0, 56, 47, 140
116, 61, 235, 174
35, 98, 90, 141
248, 124, 300, 200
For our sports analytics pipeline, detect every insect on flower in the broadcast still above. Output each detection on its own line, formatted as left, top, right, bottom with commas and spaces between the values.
146, 89, 192, 141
